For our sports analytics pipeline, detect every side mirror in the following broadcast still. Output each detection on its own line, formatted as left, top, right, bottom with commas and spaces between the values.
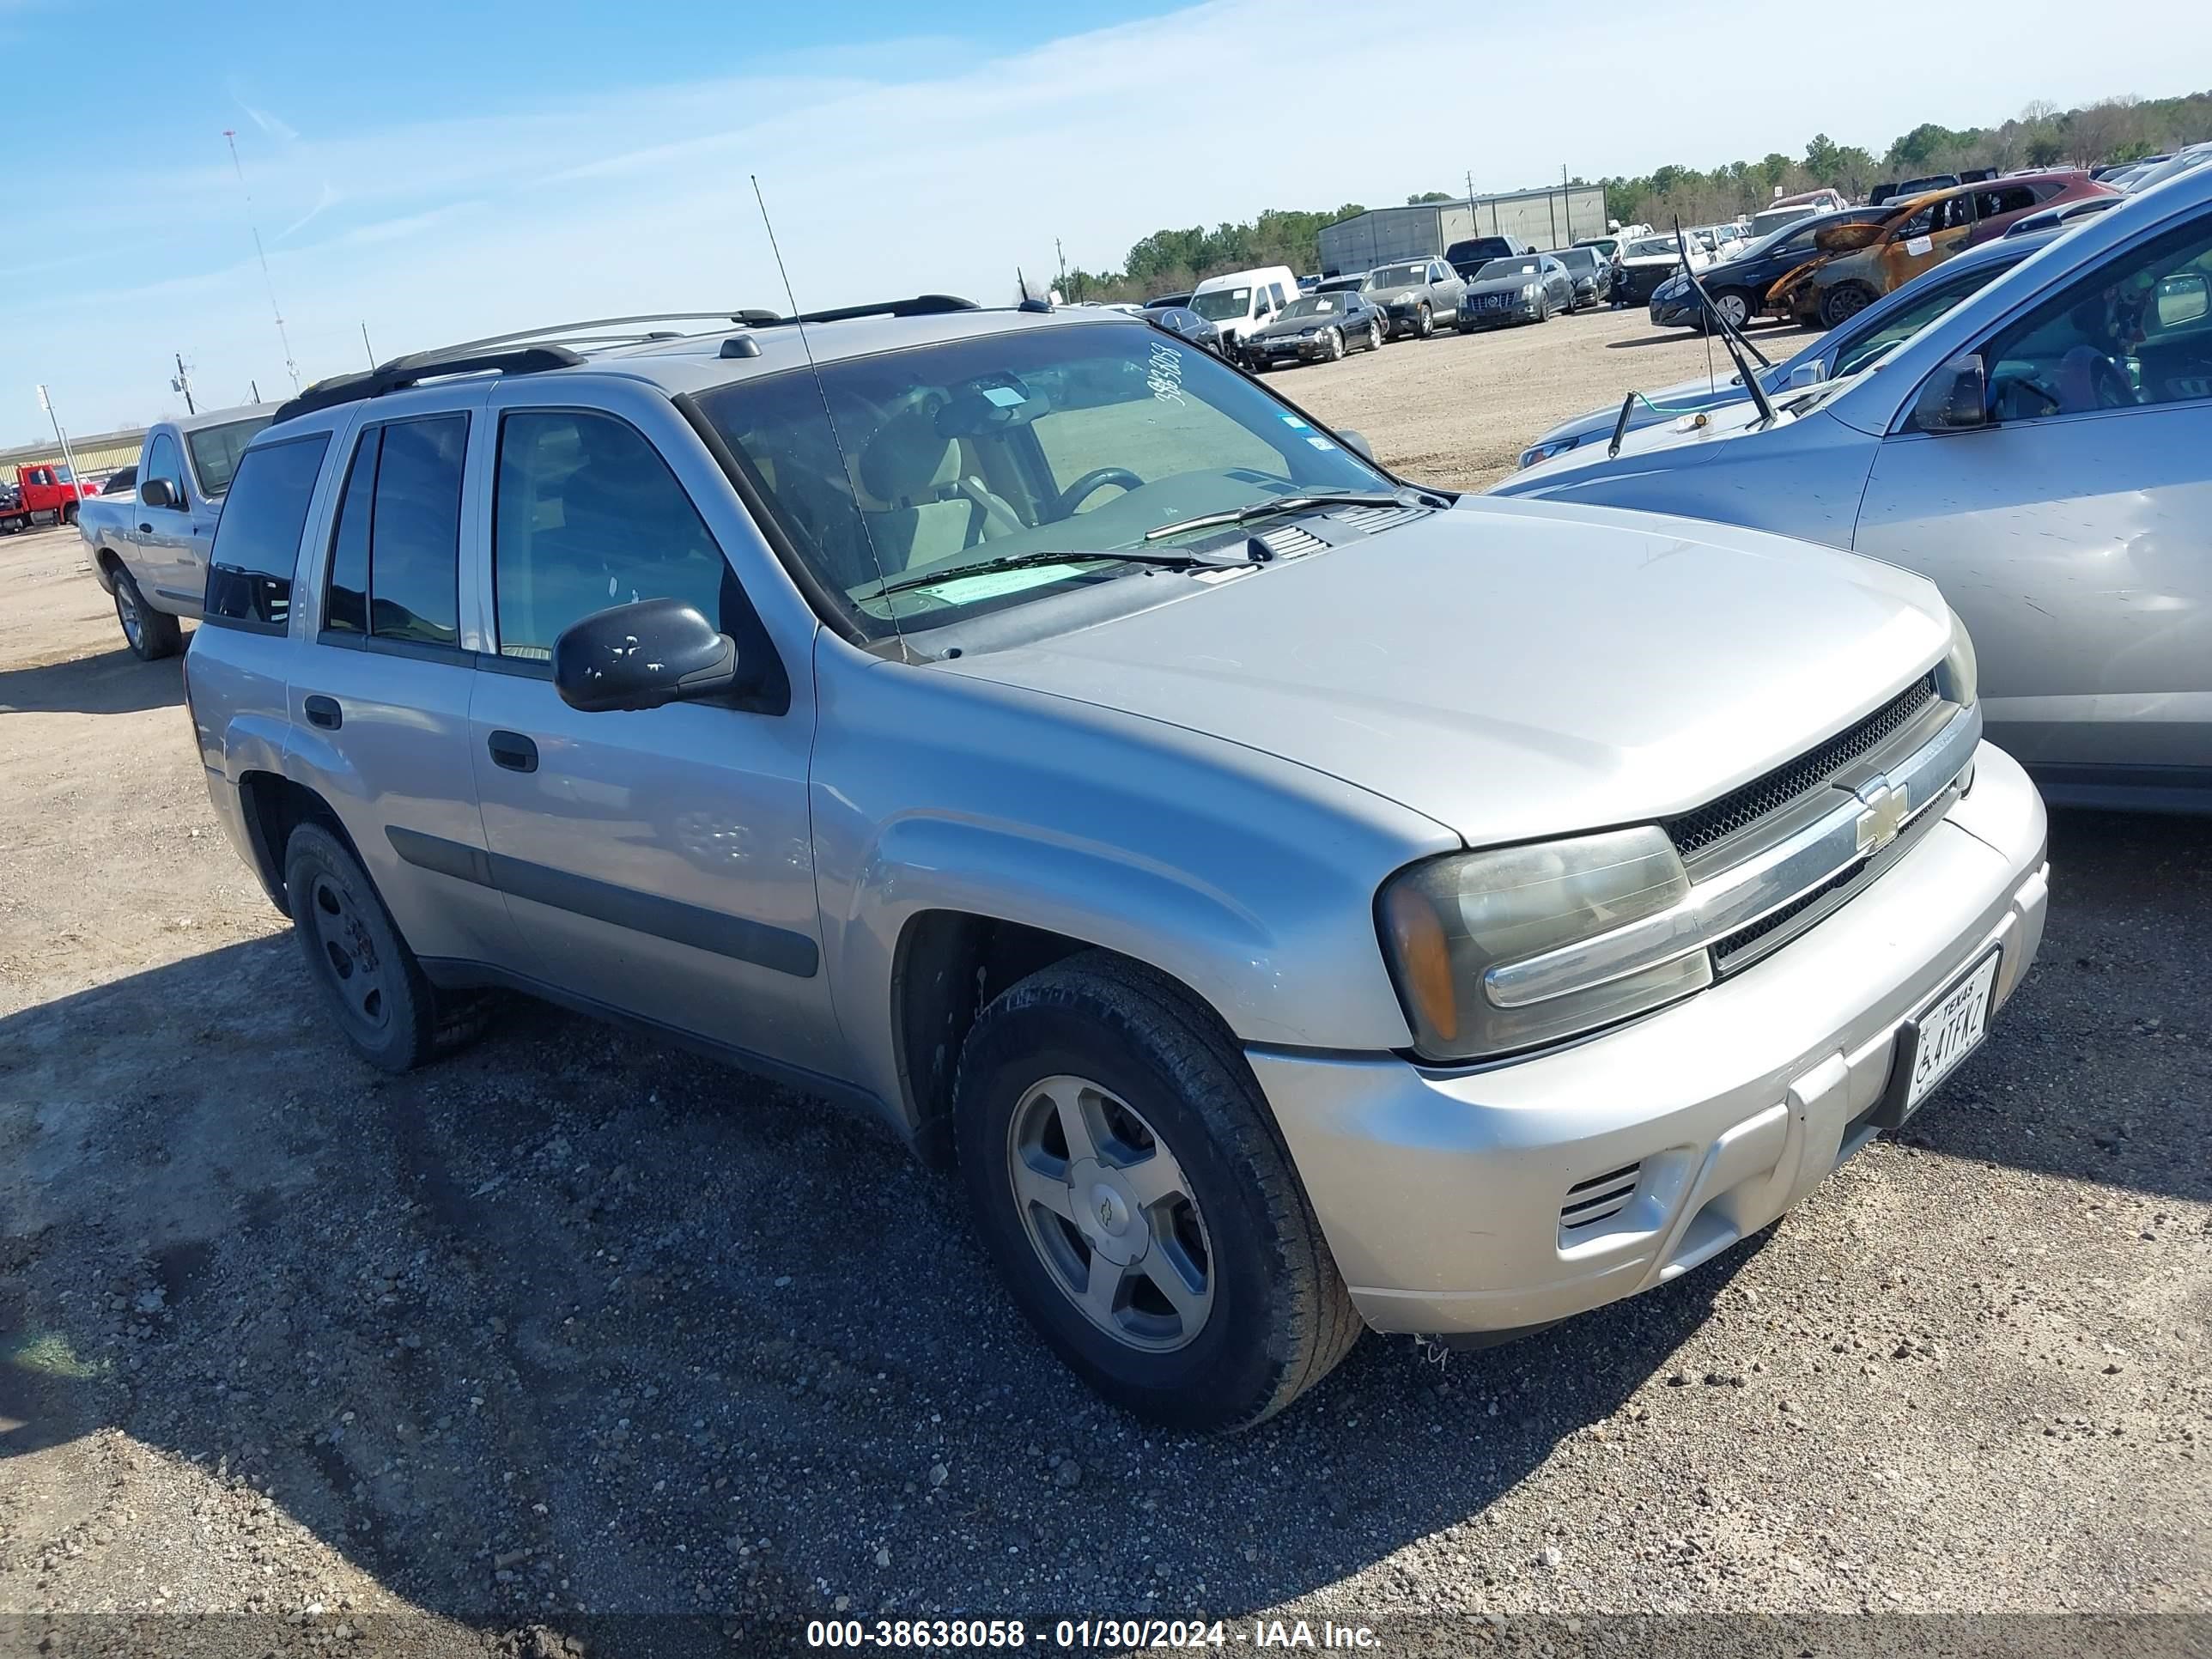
1912, 354, 1989, 433
553, 597, 741, 714
1785, 360, 1825, 390
139, 477, 178, 510
1338, 429, 1375, 463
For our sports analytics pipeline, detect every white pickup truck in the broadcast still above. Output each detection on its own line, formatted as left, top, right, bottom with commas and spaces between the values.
77, 403, 276, 659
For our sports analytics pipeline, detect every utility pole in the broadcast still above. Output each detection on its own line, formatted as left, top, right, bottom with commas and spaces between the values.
34, 386, 84, 492
251, 380, 262, 403
362, 321, 378, 369
172, 353, 197, 416
1561, 162, 1572, 242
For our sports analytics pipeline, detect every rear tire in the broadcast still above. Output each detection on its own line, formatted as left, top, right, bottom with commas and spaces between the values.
954, 952, 1361, 1432
112, 568, 181, 661
283, 822, 447, 1074
1703, 289, 1753, 334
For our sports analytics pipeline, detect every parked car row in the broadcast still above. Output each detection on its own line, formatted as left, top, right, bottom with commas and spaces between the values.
1500, 161, 2212, 811
1649, 173, 2120, 334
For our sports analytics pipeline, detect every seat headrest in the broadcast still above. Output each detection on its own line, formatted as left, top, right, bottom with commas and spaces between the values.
859, 406, 960, 505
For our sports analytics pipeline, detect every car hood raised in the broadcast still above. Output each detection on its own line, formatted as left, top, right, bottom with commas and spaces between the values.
937, 500, 1948, 848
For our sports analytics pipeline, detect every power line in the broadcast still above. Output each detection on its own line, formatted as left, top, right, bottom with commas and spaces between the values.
222, 129, 301, 392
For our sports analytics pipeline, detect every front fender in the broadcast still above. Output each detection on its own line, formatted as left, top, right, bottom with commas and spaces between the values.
807, 639, 1460, 1124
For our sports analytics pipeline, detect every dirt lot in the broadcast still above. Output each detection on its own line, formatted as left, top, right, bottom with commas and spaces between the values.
1, 311, 2207, 1659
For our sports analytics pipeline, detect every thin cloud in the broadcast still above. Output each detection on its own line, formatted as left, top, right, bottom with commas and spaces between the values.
275, 181, 342, 244
235, 98, 299, 145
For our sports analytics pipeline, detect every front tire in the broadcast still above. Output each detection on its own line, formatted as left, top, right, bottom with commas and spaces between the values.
1820, 283, 1876, 330
283, 822, 446, 1074
112, 568, 181, 661
1415, 302, 1434, 339
954, 953, 1360, 1432
1323, 326, 1344, 362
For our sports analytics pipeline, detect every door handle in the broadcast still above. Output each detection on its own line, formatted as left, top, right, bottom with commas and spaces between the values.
304, 695, 342, 731
487, 730, 538, 774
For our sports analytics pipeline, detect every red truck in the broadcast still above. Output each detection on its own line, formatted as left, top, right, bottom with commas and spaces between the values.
0, 463, 96, 533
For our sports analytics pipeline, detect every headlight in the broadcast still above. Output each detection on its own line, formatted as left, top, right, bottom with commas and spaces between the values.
1939, 613, 1978, 706
1299, 328, 1318, 338
1522, 283, 1540, 299
1519, 435, 1580, 468
1376, 827, 1710, 1062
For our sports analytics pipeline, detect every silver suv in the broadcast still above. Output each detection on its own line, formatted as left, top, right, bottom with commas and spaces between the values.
181, 297, 2050, 1431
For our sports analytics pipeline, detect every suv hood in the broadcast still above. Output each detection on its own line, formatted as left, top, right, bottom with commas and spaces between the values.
938, 500, 1949, 848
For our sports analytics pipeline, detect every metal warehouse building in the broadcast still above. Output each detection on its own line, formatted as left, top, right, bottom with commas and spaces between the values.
1317, 185, 1611, 276
0, 426, 147, 487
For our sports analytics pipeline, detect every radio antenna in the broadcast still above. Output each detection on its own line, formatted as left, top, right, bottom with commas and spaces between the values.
750, 175, 908, 659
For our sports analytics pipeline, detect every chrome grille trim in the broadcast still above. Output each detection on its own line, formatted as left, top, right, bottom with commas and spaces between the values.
1484, 701, 1982, 1011
1665, 673, 1937, 860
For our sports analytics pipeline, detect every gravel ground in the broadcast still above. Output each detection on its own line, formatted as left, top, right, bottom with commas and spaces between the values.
0, 311, 2206, 1659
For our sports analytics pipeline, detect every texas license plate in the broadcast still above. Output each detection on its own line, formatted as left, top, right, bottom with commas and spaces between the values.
1893, 947, 2002, 1121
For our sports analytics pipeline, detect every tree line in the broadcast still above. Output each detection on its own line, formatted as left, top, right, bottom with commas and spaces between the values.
1056, 90, 2210, 303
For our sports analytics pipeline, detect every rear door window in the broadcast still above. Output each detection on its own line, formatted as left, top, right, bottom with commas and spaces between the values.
316, 415, 468, 648
204, 434, 331, 629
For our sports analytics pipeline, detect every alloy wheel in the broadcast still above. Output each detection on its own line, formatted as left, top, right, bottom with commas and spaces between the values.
1005, 1074, 1215, 1353
114, 585, 143, 652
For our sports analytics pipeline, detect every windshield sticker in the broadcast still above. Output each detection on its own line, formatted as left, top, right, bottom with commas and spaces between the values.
1305, 436, 1337, 452
981, 386, 1025, 408
1146, 342, 1187, 406
1279, 415, 1310, 429
1904, 235, 1933, 257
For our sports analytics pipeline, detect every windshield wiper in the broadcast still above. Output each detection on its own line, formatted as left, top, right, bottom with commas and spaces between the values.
1673, 218, 1778, 428
859, 546, 1248, 601
1142, 489, 1413, 543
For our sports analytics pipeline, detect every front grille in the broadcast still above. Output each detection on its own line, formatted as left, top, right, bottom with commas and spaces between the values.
1711, 865, 1860, 965
1559, 1162, 1642, 1233
1666, 673, 1938, 859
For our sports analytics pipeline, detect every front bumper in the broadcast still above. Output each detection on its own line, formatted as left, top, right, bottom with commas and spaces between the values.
1650, 294, 1698, 327
1460, 297, 1539, 327
1249, 740, 2049, 1338
1249, 337, 1328, 362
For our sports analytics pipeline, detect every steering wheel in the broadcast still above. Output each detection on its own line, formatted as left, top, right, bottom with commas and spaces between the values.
1050, 467, 1145, 520
2087, 353, 2136, 410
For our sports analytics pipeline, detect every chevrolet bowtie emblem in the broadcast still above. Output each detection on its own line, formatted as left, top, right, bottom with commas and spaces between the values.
1855, 777, 1907, 854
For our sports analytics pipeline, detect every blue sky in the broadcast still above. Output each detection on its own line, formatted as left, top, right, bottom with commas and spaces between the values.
7, 0, 2210, 436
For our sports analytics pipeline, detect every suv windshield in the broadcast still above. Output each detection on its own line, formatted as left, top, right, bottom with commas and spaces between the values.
696, 322, 1395, 637
1368, 264, 1426, 289
1188, 288, 1253, 321
185, 415, 276, 497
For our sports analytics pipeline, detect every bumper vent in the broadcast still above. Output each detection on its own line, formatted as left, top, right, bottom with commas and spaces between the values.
1666, 672, 1938, 859
1560, 1161, 1642, 1232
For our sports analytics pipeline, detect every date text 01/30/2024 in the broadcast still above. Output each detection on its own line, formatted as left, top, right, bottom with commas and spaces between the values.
804, 1618, 1382, 1649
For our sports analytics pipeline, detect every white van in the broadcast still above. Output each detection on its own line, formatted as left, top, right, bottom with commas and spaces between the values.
1188, 265, 1301, 355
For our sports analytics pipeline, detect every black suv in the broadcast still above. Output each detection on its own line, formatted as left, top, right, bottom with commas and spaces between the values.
1444, 234, 1535, 279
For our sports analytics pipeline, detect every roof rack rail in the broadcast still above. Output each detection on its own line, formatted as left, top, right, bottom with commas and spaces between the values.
435, 313, 763, 355
744, 294, 978, 328
271, 344, 585, 425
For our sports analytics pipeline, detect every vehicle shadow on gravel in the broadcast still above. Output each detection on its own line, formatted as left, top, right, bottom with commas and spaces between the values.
0, 647, 184, 716
0, 933, 1753, 1644
0, 804, 2200, 1647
